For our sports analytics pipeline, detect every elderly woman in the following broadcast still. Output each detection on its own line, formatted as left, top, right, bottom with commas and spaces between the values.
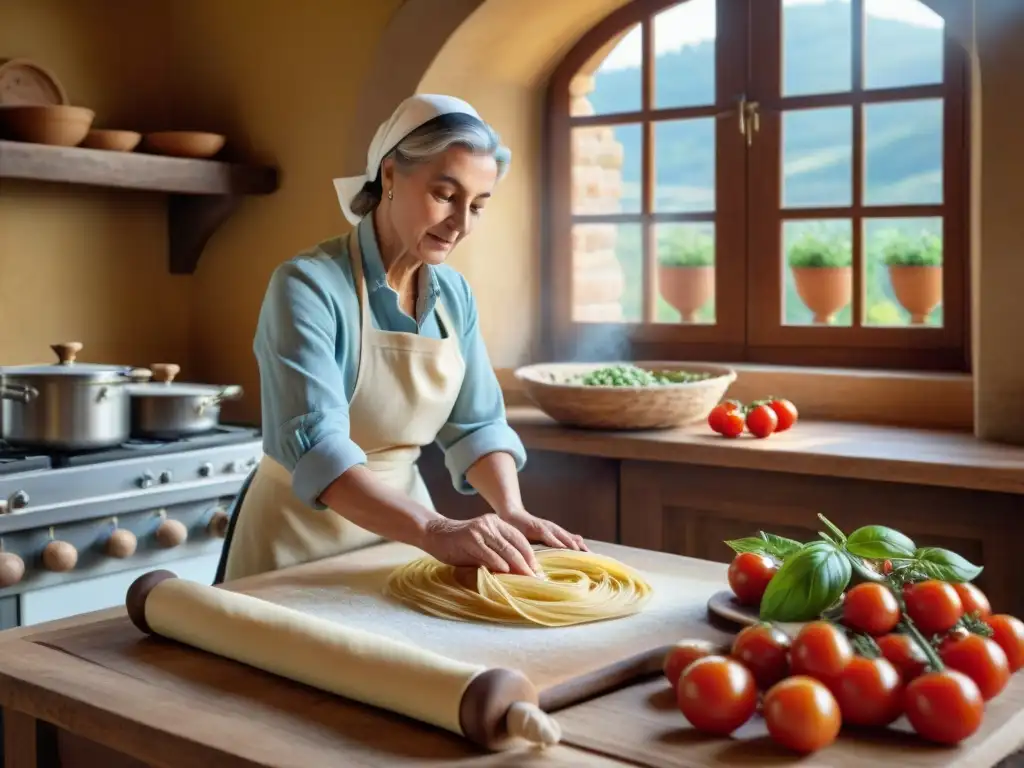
216, 94, 586, 584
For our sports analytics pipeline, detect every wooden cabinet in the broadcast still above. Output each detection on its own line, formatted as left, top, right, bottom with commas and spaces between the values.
619, 460, 1023, 618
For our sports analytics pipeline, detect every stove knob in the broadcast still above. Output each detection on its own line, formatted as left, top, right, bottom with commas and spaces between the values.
137, 471, 155, 489
0, 500, 7, 516
8, 490, 29, 510
225, 461, 240, 474
198, 462, 213, 478
246, 457, 258, 469
156, 519, 188, 548
207, 509, 230, 538
42, 540, 78, 572
0, 552, 25, 587
159, 470, 173, 484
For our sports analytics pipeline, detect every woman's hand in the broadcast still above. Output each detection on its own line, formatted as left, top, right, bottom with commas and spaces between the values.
498, 508, 588, 552
419, 514, 542, 576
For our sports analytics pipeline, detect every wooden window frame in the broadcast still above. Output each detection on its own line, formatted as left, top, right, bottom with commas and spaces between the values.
541, 0, 971, 371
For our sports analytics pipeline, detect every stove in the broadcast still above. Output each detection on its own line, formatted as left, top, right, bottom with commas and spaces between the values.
0, 424, 263, 630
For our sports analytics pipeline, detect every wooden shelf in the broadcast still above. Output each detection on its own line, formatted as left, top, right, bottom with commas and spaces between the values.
0, 139, 280, 274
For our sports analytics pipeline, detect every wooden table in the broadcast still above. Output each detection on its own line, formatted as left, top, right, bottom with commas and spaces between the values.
2, 546, 1023, 768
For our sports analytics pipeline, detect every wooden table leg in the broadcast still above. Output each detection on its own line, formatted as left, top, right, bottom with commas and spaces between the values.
3, 709, 36, 768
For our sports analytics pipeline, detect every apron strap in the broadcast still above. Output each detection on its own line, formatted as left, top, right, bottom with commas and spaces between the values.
212, 464, 259, 585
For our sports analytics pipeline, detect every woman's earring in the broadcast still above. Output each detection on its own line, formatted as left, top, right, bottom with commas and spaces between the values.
387, 189, 393, 201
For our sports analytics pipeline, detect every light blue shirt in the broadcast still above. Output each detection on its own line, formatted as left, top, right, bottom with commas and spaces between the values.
253, 215, 527, 510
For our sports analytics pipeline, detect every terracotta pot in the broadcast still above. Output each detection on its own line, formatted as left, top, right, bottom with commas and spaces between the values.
791, 266, 852, 324
658, 265, 714, 322
888, 265, 942, 324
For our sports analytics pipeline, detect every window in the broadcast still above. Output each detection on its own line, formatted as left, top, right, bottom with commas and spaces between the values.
542, 0, 968, 370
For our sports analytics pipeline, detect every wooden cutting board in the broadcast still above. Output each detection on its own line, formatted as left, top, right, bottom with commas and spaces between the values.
32, 540, 735, 712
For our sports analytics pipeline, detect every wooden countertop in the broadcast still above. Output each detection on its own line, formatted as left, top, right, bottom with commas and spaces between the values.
1, 543, 1024, 767
506, 406, 1024, 495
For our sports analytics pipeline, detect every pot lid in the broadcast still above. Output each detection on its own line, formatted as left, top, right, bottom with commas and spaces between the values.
126, 364, 243, 400
0, 343, 143, 378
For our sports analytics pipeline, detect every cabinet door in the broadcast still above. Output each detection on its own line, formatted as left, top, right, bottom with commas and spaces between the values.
419, 444, 619, 543
619, 460, 1021, 617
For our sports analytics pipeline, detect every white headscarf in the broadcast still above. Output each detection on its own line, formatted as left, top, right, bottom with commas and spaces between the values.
333, 93, 482, 226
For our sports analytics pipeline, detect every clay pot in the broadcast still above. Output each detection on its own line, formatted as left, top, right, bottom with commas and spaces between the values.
888, 265, 942, 324
0, 105, 94, 146
791, 266, 852, 324
658, 265, 715, 323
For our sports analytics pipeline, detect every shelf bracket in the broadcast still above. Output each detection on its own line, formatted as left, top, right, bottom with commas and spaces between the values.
167, 194, 242, 275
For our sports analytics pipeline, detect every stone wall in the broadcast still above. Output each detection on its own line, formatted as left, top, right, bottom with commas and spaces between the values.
569, 74, 628, 322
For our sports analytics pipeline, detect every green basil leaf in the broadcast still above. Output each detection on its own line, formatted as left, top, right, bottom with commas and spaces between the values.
759, 541, 852, 622
912, 547, 983, 583
724, 533, 802, 560
845, 525, 916, 559
844, 550, 886, 584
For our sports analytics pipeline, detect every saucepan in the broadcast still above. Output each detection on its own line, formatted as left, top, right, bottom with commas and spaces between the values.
0, 342, 150, 450
126, 363, 243, 440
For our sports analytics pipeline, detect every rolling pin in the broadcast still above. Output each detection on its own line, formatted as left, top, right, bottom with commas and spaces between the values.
125, 570, 561, 751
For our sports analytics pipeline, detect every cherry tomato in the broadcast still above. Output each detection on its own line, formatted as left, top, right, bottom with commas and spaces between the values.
675, 655, 758, 735
985, 614, 1024, 672
718, 409, 745, 438
940, 633, 1010, 700
731, 623, 791, 689
708, 401, 742, 435
882, 559, 893, 575
768, 397, 798, 432
876, 633, 929, 683
842, 582, 901, 636
903, 580, 964, 635
763, 675, 841, 754
904, 670, 984, 745
831, 655, 904, 726
790, 622, 854, 684
663, 639, 727, 688
727, 552, 778, 606
745, 404, 778, 439
953, 582, 992, 619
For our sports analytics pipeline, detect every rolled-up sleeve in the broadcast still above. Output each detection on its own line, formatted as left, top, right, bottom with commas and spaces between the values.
254, 259, 366, 509
434, 275, 527, 493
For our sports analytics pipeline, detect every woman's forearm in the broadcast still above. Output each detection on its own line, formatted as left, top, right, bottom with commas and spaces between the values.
465, 450, 526, 517
319, 465, 444, 547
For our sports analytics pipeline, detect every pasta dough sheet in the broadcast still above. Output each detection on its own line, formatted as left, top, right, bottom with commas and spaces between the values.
226, 540, 731, 696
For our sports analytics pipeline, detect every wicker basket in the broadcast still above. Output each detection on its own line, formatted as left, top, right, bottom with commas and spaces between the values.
513, 361, 738, 430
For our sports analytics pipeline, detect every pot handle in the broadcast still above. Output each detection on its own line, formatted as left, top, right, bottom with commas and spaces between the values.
150, 364, 181, 384
197, 385, 244, 414
0, 384, 39, 404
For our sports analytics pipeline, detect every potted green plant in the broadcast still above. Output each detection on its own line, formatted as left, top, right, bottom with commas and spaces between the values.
787, 231, 853, 324
657, 229, 714, 323
880, 230, 943, 324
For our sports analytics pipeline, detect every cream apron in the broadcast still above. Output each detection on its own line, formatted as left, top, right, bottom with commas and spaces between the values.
219, 230, 466, 582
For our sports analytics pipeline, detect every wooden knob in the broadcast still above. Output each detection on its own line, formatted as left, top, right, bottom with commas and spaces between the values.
150, 363, 181, 383
42, 540, 78, 572
207, 509, 229, 538
51, 342, 83, 365
156, 519, 188, 548
107, 528, 138, 559
0, 552, 25, 587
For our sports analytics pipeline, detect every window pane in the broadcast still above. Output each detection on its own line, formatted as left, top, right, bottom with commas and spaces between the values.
864, 0, 944, 90
574, 24, 641, 116
783, 219, 853, 326
655, 119, 715, 213
864, 99, 943, 205
655, 223, 716, 324
783, 107, 853, 208
863, 217, 943, 327
571, 124, 642, 215
783, 0, 852, 96
654, 0, 716, 109
572, 223, 643, 323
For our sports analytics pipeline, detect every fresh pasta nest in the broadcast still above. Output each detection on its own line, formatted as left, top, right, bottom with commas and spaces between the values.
383, 549, 653, 627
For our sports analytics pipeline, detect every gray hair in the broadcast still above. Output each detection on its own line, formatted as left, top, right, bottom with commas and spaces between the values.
349, 113, 511, 218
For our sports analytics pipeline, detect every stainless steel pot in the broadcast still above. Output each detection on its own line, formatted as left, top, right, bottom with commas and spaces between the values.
127, 363, 243, 440
0, 342, 147, 451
